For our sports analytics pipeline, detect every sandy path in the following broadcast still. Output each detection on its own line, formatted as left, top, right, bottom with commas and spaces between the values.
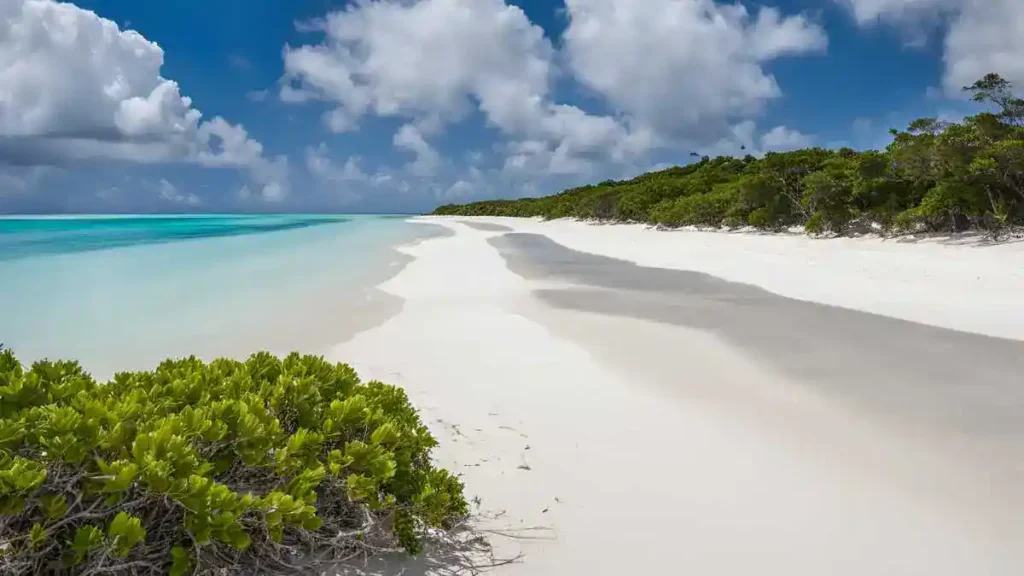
331, 221, 1022, 575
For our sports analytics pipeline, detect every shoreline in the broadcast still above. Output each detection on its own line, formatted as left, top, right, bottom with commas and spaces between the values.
333, 218, 1024, 575
0, 218, 449, 380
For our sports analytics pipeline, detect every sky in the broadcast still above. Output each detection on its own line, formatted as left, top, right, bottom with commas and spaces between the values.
0, 0, 1020, 214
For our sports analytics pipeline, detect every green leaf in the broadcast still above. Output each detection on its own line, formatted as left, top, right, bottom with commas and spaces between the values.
29, 522, 47, 550
345, 474, 378, 502
370, 422, 400, 445
102, 461, 138, 493
227, 525, 251, 550
301, 515, 323, 531
39, 493, 68, 520
169, 546, 193, 576
108, 512, 146, 557
69, 525, 104, 564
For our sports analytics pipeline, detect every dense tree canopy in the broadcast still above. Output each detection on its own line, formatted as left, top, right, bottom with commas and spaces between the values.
435, 74, 1024, 237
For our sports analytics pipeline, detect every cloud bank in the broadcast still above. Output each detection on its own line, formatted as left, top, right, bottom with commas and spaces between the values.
0, 0, 288, 200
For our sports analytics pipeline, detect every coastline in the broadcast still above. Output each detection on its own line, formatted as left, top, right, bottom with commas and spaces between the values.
0, 218, 449, 380
332, 217, 1024, 575
248, 220, 455, 360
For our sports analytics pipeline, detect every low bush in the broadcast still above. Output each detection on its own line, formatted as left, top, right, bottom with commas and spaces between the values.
651, 183, 740, 228
0, 348, 467, 574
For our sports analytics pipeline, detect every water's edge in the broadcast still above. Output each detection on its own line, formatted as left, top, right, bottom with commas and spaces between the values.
0, 217, 450, 380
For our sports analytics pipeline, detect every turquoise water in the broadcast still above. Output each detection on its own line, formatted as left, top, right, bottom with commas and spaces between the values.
0, 215, 433, 378
0, 215, 377, 260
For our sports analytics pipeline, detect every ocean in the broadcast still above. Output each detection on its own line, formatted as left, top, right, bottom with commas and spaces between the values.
0, 215, 438, 379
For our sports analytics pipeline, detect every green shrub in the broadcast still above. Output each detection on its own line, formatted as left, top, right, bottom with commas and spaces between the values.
0, 348, 467, 574
653, 183, 739, 228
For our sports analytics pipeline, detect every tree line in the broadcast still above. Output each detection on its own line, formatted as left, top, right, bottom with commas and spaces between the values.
435, 74, 1024, 237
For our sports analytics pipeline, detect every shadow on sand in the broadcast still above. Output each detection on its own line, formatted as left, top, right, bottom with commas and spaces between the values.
337, 523, 537, 576
487, 232, 1024, 437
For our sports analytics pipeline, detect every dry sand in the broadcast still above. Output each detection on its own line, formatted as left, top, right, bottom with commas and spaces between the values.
331, 218, 1024, 575
460, 216, 1024, 340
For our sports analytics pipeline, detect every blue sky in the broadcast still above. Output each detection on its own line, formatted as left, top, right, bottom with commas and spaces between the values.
0, 0, 1017, 214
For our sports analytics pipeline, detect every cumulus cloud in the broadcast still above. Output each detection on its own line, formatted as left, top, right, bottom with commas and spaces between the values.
280, 0, 650, 176
704, 121, 815, 157
840, 0, 1024, 94
393, 124, 442, 176
194, 118, 291, 201
305, 143, 401, 205
943, 0, 1024, 93
306, 144, 369, 183
0, 0, 287, 200
282, 0, 551, 130
157, 178, 200, 206
562, 0, 827, 141
761, 125, 816, 151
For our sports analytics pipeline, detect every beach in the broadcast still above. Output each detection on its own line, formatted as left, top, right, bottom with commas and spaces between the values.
3, 214, 1022, 574
334, 217, 1024, 575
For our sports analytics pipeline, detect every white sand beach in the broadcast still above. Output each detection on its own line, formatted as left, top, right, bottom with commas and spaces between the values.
332, 218, 1024, 575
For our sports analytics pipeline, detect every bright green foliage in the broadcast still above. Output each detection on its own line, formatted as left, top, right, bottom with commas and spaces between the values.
107, 512, 146, 557
0, 454, 47, 514
28, 522, 46, 550
435, 73, 1024, 237
169, 546, 193, 576
67, 525, 103, 566
0, 348, 467, 574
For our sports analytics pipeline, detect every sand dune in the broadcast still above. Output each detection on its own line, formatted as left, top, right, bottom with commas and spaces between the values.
332, 218, 1024, 575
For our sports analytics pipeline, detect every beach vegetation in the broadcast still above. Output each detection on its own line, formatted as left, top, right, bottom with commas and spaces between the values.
0, 347, 467, 574
434, 73, 1024, 238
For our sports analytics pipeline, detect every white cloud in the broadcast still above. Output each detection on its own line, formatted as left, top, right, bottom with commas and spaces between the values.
562, 0, 827, 141
0, 6, 190, 144
191, 118, 291, 201
444, 180, 474, 199
0, 0, 287, 200
305, 143, 399, 205
282, 0, 551, 131
761, 125, 815, 151
281, 0, 649, 177
393, 124, 442, 176
157, 178, 200, 206
943, 0, 1024, 94
306, 143, 374, 183
747, 6, 831, 60
704, 121, 815, 157
0, 1, 198, 144
840, 0, 1024, 94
